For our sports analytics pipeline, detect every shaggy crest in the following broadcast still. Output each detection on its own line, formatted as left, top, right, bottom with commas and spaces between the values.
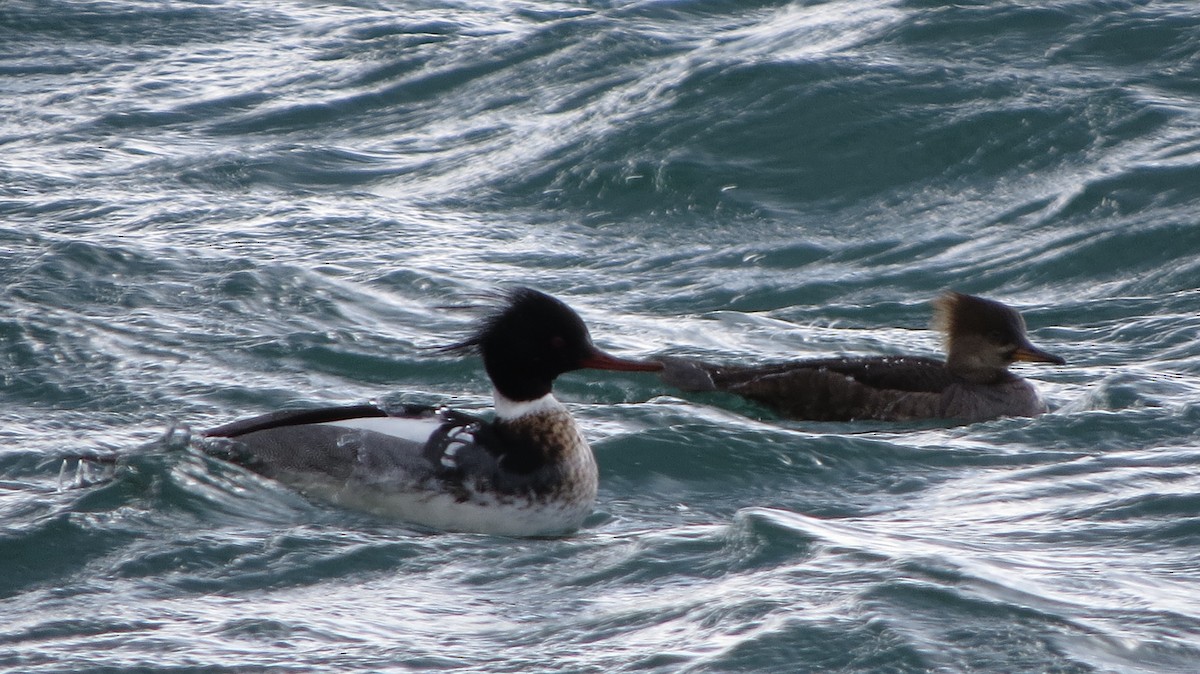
932, 291, 1025, 347
437, 287, 587, 356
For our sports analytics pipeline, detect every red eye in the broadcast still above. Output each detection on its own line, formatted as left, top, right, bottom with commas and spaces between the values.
550, 335, 566, 350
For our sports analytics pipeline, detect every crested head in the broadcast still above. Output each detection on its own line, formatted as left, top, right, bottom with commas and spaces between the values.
444, 287, 591, 355
933, 291, 1064, 383
443, 287, 661, 402
932, 292, 1026, 343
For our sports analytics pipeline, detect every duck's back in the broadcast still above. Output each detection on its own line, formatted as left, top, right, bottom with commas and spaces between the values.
662, 355, 1049, 422
727, 357, 957, 421
662, 356, 963, 421
204, 404, 446, 484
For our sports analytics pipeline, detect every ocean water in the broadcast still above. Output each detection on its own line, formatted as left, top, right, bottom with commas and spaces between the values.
3, 0, 1200, 671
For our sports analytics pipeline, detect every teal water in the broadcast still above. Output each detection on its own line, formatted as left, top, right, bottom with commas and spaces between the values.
3, 0, 1200, 671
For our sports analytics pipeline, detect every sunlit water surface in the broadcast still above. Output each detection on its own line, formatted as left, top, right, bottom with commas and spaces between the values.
4, 1, 1200, 672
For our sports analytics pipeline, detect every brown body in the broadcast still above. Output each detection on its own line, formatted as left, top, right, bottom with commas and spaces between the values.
660, 292, 1065, 423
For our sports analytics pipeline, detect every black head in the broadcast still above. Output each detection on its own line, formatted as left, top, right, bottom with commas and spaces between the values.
445, 288, 661, 402
933, 292, 1065, 383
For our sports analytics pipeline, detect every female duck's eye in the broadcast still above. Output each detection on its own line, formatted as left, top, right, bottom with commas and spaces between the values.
549, 335, 566, 350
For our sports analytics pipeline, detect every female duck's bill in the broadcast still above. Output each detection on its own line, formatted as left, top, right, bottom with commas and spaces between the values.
202, 288, 662, 537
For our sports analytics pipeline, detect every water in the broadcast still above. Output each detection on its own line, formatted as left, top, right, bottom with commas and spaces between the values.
3, 0, 1200, 671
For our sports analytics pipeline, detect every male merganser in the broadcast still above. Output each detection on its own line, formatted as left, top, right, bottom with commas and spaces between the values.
659, 292, 1065, 423
202, 288, 662, 537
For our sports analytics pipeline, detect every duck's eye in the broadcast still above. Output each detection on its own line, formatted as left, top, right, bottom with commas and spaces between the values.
987, 330, 1006, 343
549, 335, 566, 350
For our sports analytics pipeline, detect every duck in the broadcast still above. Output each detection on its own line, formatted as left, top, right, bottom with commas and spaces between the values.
659, 291, 1065, 423
202, 288, 662, 537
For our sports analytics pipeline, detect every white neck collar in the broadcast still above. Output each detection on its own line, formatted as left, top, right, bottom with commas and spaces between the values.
492, 390, 565, 421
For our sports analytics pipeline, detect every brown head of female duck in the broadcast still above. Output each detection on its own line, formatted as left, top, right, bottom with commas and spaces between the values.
659, 292, 1065, 423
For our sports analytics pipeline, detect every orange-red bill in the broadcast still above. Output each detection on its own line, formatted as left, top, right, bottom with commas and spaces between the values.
579, 348, 664, 372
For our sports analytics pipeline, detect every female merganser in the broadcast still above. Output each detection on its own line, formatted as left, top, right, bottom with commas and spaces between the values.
659, 292, 1065, 423
202, 288, 662, 537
